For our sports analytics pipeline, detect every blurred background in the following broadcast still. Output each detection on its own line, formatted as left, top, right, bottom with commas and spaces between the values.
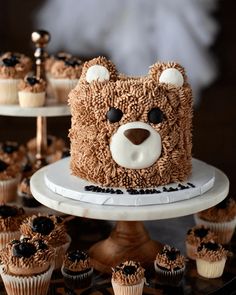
0, 0, 236, 197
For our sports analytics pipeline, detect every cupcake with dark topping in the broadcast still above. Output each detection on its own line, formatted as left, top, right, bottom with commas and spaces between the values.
154, 245, 186, 286
0, 238, 54, 295
47, 147, 70, 163
111, 260, 145, 295
61, 250, 93, 290
18, 177, 41, 208
195, 241, 229, 278
49, 56, 83, 103
20, 214, 71, 269
0, 159, 21, 203
0, 141, 26, 166
18, 75, 46, 107
194, 197, 236, 244
185, 225, 216, 260
0, 204, 25, 249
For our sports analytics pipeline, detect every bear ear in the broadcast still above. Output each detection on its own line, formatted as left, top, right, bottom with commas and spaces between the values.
80, 56, 117, 83
149, 62, 186, 87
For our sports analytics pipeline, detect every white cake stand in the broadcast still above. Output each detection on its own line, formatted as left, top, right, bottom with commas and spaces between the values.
30, 159, 229, 272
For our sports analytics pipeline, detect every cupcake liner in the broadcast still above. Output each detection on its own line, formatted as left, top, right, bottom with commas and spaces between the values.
0, 264, 54, 295
54, 234, 71, 270
49, 78, 78, 103
18, 91, 46, 107
0, 175, 20, 203
61, 267, 93, 289
194, 214, 236, 244
196, 258, 226, 278
0, 231, 21, 250
111, 278, 145, 295
0, 79, 20, 104
154, 261, 185, 286
185, 241, 198, 260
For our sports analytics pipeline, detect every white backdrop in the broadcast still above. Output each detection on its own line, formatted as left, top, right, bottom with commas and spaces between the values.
36, 0, 219, 105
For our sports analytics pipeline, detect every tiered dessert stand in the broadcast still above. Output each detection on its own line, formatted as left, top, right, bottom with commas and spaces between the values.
31, 157, 229, 273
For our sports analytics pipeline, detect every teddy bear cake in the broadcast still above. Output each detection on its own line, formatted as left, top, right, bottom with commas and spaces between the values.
69, 56, 193, 188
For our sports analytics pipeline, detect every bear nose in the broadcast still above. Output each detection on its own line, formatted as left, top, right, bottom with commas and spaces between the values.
124, 128, 150, 145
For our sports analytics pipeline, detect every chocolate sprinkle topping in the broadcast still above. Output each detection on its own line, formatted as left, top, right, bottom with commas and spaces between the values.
198, 242, 220, 252
13, 241, 36, 258
32, 216, 55, 235
68, 250, 88, 262
2, 142, 19, 154
122, 265, 137, 276
194, 227, 209, 238
26, 76, 39, 86
2, 56, 19, 67
0, 159, 8, 172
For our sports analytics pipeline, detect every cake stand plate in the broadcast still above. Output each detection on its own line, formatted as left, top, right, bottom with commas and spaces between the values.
30, 162, 229, 272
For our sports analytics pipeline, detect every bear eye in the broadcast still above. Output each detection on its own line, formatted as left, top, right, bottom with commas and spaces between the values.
106, 107, 123, 123
148, 108, 164, 124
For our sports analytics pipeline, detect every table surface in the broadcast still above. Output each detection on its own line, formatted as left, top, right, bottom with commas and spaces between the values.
31, 161, 229, 221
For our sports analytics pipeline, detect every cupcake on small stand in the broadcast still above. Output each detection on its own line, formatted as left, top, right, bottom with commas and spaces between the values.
111, 260, 145, 295
194, 197, 236, 244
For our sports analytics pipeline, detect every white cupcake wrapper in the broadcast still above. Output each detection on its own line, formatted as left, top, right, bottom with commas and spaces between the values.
196, 258, 226, 278
54, 234, 71, 270
49, 78, 78, 103
0, 175, 20, 203
18, 91, 46, 107
0, 264, 54, 295
0, 231, 21, 250
111, 278, 145, 295
0, 79, 21, 104
194, 214, 236, 244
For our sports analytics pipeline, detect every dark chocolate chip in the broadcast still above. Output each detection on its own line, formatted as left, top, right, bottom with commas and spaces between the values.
0, 205, 18, 218
122, 265, 137, 276
2, 56, 19, 67
32, 216, 55, 235
2, 142, 19, 154
26, 76, 39, 86
13, 242, 36, 258
194, 228, 209, 238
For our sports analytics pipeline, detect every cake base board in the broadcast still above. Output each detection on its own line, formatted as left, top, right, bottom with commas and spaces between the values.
44, 158, 215, 206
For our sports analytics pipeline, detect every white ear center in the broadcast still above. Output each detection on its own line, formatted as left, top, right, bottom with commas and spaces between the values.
86, 65, 110, 83
159, 68, 184, 87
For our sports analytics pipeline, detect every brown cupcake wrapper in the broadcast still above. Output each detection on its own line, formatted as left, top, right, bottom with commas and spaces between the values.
154, 261, 185, 286
61, 267, 93, 289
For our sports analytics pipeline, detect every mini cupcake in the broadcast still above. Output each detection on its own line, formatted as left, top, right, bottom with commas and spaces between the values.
61, 250, 93, 290
20, 214, 71, 269
194, 197, 236, 244
18, 177, 41, 208
196, 241, 229, 278
49, 57, 82, 103
0, 238, 54, 295
1, 52, 32, 74
0, 204, 25, 250
185, 225, 216, 260
18, 75, 46, 107
154, 245, 186, 286
47, 147, 70, 164
45, 52, 72, 74
0, 160, 21, 203
0, 53, 27, 104
0, 141, 26, 166
111, 260, 145, 295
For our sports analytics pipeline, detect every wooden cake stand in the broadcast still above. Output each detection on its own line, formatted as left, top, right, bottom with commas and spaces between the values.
30, 160, 229, 273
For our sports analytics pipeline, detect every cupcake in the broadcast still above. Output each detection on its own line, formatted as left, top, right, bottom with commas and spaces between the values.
1, 52, 32, 74
196, 241, 229, 278
20, 214, 71, 269
47, 147, 70, 164
111, 260, 145, 295
61, 250, 93, 290
154, 245, 186, 286
194, 197, 236, 244
0, 53, 27, 104
0, 141, 26, 166
45, 52, 72, 74
0, 159, 21, 203
0, 204, 25, 250
0, 238, 55, 295
18, 177, 41, 208
49, 57, 82, 103
185, 225, 216, 260
18, 75, 46, 107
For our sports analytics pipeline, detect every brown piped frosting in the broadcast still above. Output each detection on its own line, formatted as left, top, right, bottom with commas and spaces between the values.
0, 205, 25, 232
69, 56, 193, 188
0, 238, 55, 276
0, 53, 28, 79
20, 214, 68, 247
51, 58, 83, 79
112, 260, 145, 286
18, 75, 46, 93
196, 241, 229, 262
186, 225, 217, 246
155, 245, 185, 272
63, 250, 91, 272
197, 198, 236, 222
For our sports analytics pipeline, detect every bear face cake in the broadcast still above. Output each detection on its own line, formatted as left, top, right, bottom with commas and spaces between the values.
69, 56, 193, 188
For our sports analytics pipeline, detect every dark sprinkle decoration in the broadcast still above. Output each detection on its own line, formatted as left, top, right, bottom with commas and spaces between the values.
84, 185, 124, 194
65, 58, 81, 67
0, 159, 8, 172
0, 205, 18, 218
13, 242, 36, 258
162, 247, 180, 261
26, 76, 39, 86
32, 216, 55, 235
35, 239, 48, 250
122, 265, 137, 276
2, 56, 19, 67
198, 242, 220, 252
68, 250, 88, 262
2, 142, 19, 154
194, 228, 209, 238
106, 107, 123, 123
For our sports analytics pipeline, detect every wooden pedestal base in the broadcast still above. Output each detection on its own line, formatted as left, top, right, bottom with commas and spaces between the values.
89, 221, 162, 273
